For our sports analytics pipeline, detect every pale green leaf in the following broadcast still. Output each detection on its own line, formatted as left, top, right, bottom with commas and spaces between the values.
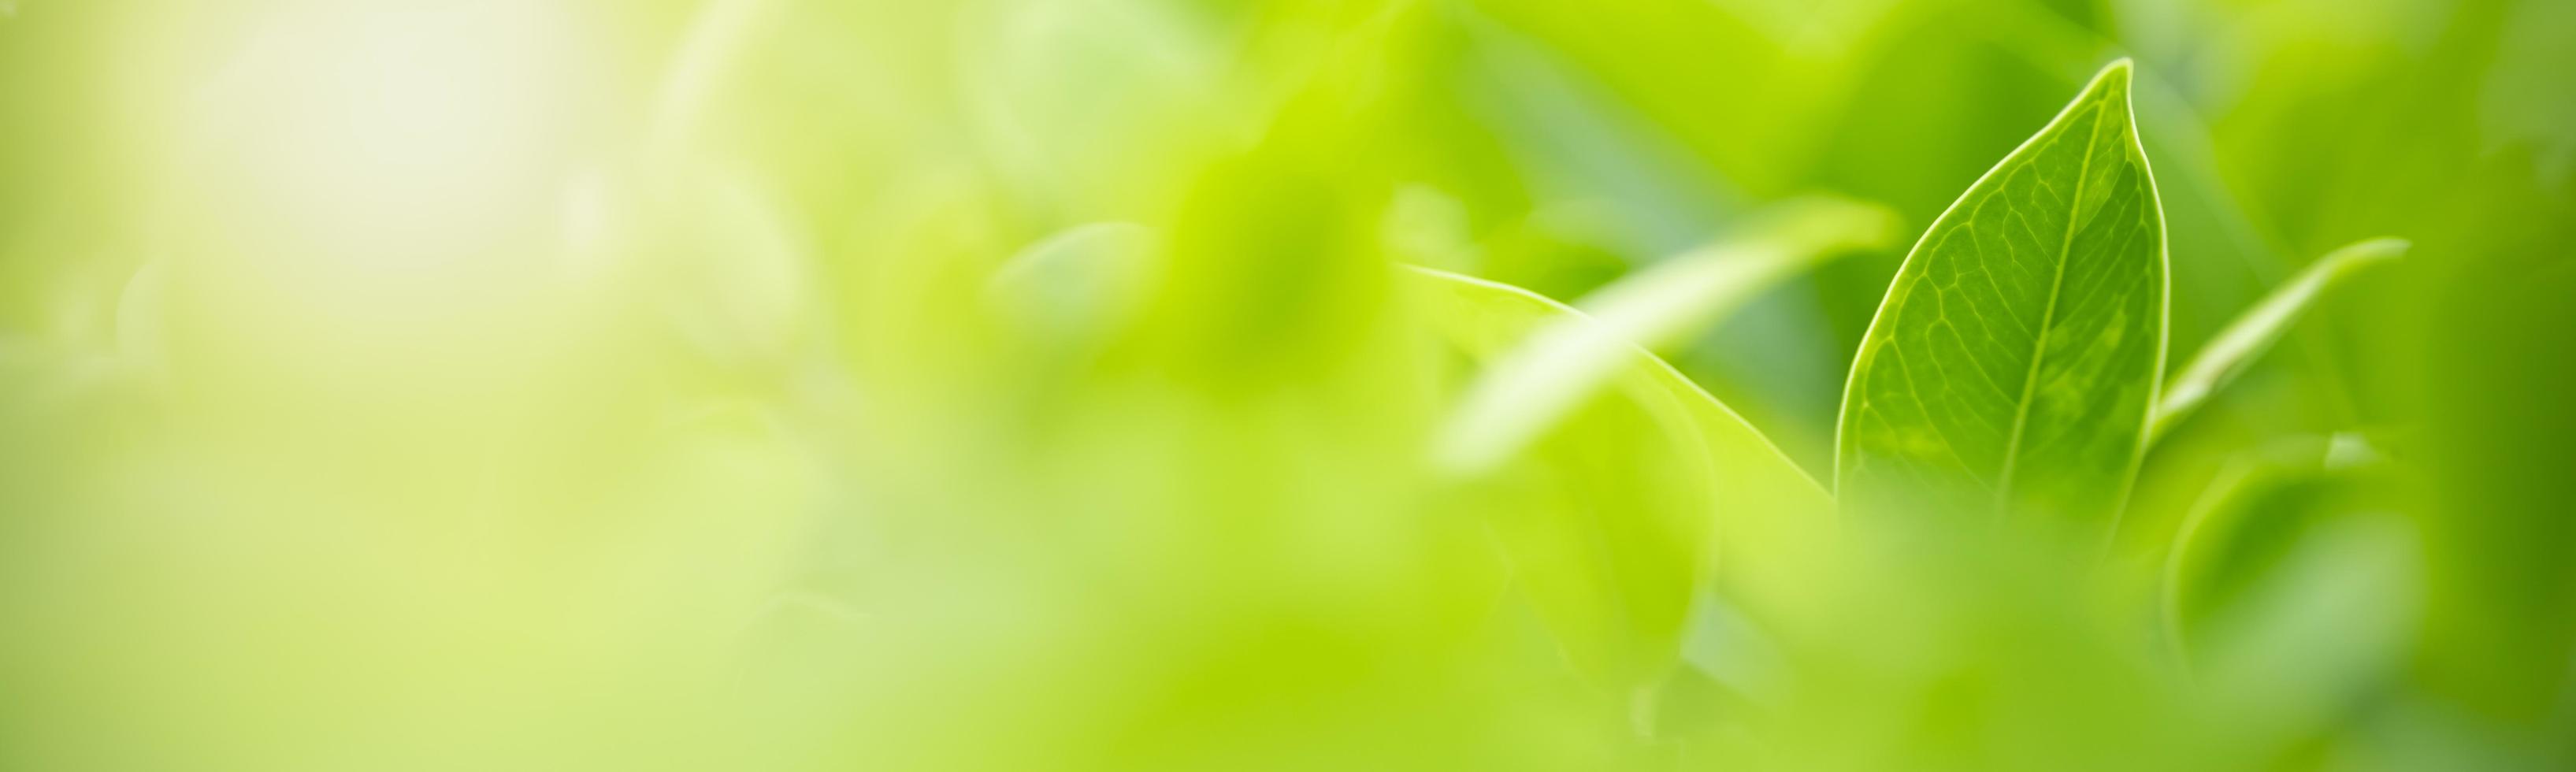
1835, 60, 2169, 525
1572, 197, 1900, 355
1410, 265, 1831, 691
1411, 266, 1828, 508
2151, 237, 2409, 443
1432, 197, 1899, 477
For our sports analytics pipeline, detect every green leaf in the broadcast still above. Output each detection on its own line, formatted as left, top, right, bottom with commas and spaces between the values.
1411, 266, 1828, 509
1409, 265, 1831, 692
2151, 237, 2409, 443
1835, 60, 2168, 525
1575, 198, 1897, 354
1432, 196, 1899, 476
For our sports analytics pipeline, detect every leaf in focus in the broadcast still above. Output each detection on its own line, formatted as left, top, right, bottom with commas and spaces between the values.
2151, 238, 2409, 444
1835, 60, 2168, 526
1410, 265, 1831, 692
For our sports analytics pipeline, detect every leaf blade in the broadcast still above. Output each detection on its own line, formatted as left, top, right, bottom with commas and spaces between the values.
1835, 60, 2169, 525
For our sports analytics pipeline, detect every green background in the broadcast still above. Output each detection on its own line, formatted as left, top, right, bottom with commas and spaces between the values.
1, 0, 2570, 769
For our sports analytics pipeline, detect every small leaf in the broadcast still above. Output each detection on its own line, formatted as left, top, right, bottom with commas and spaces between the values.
1835, 60, 2168, 525
2151, 237, 2409, 443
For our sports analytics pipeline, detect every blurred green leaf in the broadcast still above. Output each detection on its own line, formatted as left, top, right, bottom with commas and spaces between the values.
2153, 237, 2408, 444
1835, 59, 2167, 527
2161, 433, 2390, 661
2158, 436, 2418, 736
1412, 266, 1826, 504
1410, 265, 1828, 695
985, 222, 1157, 347
1576, 198, 1901, 355
1431, 197, 1897, 476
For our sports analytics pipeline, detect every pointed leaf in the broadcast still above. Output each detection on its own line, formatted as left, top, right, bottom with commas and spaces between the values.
2151, 238, 2409, 442
1835, 60, 2169, 525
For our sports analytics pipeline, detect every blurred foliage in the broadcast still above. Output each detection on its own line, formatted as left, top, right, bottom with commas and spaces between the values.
1, 0, 2572, 770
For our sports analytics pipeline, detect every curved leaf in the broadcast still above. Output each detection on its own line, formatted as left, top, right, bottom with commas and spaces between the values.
2160, 433, 2388, 663
1412, 266, 1827, 504
2151, 237, 2409, 443
1409, 265, 1831, 692
1433, 197, 1899, 476
1835, 60, 2169, 525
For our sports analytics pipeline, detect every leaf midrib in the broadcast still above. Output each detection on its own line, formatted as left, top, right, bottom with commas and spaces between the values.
1990, 98, 2113, 515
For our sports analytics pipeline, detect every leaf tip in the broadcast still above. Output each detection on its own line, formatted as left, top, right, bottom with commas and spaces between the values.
2087, 58, 2137, 98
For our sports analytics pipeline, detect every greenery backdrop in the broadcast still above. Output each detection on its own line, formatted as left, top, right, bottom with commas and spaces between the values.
1, 0, 2571, 770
